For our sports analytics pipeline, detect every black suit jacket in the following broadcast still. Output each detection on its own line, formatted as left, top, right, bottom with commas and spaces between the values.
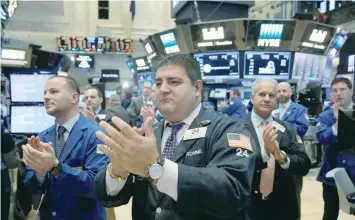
240, 115, 311, 220
95, 108, 257, 220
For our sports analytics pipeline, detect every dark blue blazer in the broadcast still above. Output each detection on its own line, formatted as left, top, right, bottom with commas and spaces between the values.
22, 114, 110, 220
273, 101, 309, 139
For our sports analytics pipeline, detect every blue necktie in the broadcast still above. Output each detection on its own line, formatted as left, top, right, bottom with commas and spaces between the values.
162, 123, 184, 160
56, 126, 66, 158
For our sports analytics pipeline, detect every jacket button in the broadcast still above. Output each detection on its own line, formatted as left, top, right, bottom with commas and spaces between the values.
257, 170, 260, 173
156, 207, 162, 214
254, 190, 258, 194
52, 212, 56, 216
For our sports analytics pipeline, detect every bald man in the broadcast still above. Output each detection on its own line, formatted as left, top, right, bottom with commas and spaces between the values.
273, 82, 309, 139
273, 82, 309, 220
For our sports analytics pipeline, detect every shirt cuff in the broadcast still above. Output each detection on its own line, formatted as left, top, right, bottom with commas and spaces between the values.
105, 169, 127, 196
156, 159, 178, 201
280, 156, 291, 170
332, 125, 338, 136
36, 173, 46, 185
262, 152, 270, 163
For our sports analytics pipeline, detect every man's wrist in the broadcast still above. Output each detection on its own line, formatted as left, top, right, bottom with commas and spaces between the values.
274, 150, 287, 164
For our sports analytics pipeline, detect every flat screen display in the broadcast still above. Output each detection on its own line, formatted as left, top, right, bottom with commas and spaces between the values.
159, 32, 180, 54
194, 51, 239, 82
75, 55, 94, 68
297, 22, 336, 55
190, 20, 247, 52
10, 73, 55, 102
246, 20, 296, 51
292, 52, 326, 81
101, 69, 120, 82
136, 72, 155, 97
213, 88, 227, 99
142, 37, 159, 60
244, 51, 291, 79
348, 54, 355, 73
10, 105, 55, 134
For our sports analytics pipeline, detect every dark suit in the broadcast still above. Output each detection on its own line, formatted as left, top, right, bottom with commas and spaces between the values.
241, 115, 311, 220
105, 105, 130, 125
22, 114, 110, 220
95, 108, 256, 220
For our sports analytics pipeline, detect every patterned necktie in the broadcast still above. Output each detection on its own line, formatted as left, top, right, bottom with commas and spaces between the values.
56, 126, 67, 158
260, 120, 275, 199
162, 123, 184, 160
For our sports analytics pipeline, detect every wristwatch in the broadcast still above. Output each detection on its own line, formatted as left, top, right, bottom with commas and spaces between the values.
49, 161, 62, 176
147, 158, 165, 184
277, 151, 288, 165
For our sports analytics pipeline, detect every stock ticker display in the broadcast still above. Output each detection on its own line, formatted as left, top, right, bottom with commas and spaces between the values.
56, 36, 133, 54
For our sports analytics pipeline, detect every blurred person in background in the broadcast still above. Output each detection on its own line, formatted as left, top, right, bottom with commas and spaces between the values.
220, 89, 247, 120
105, 94, 130, 125
121, 90, 132, 110
316, 77, 354, 220
127, 82, 153, 126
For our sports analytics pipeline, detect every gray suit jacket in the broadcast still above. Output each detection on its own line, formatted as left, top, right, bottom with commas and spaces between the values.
105, 105, 130, 125
127, 96, 143, 117
94, 107, 257, 220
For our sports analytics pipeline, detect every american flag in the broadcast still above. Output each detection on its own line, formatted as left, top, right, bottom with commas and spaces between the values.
227, 133, 252, 152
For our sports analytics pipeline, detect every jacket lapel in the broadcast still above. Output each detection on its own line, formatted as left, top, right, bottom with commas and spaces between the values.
44, 125, 56, 145
59, 115, 86, 162
171, 108, 210, 162
282, 102, 295, 121
153, 121, 165, 156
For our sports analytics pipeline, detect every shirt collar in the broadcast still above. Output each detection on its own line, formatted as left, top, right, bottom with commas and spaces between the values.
95, 107, 102, 115
280, 99, 292, 109
346, 102, 354, 109
164, 103, 202, 128
251, 110, 273, 127
56, 113, 80, 134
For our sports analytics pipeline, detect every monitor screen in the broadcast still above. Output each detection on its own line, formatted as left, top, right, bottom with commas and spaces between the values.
194, 51, 239, 82
246, 20, 296, 51
190, 20, 248, 52
292, 53, 327, 81
136, 72, 155, 97
347, 54, 355, 73
244, 51, 291, 79
10, 105, 55, 134
142, 37, 159, 60
159, 31, 180, 54
10, 73, 55, 102
297, 22, 336, 55
101, 69, 120, 82
74, 55, 94, 68
214, 88, 227, 99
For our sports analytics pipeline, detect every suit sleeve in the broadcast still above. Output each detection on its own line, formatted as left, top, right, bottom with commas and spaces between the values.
316, 112, 337, 148
127, 98, 137, 117
283, 123, 311, 176
51, 131, 110, 198
293, 107, 309, 139
176, 120, 256, 218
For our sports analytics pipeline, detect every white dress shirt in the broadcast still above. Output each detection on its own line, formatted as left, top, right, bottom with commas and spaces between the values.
36, 113, 81, 184
279, 99, 291, 120
105, 103, 202, 201
251, 110, 290, 169
332, 102, 354, 136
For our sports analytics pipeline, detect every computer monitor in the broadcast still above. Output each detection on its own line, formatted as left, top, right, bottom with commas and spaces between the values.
10, 73, 55, 103
337, 108, 355, 151
10, 105, 55, 134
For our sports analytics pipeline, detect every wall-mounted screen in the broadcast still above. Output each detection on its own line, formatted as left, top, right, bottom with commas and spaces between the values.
348, 54, 355, 73
246, 20, 296, 51
211, 88, 227, 99
74, 54, 94, 68
10, 105, 55, 134
244, 51, 291, 80
194, 51, 239, 82
10, 73, 55, 102
292, 52, 326, 81
190, 20, 247, 52
159, 32, 180, 54
127, 56, 151, 74
101, 69, 120, 82
142, 37, 159, 60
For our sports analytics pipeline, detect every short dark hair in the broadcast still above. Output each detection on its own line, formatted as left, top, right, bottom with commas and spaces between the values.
331, 77, 353, 90
232, 89, 241, 97
49, 75, 80, 94
87, 86, 103, 98
154, 54, 201, 85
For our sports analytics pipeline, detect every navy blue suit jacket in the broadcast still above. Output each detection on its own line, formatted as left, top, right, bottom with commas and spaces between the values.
22, 114, 110, 220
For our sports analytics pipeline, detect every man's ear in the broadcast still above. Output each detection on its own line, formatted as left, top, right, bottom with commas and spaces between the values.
72, 92, 80, 104
195, 80, 202, 93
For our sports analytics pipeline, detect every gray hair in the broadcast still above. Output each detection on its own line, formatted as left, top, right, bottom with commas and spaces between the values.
251, 78, 278, 95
